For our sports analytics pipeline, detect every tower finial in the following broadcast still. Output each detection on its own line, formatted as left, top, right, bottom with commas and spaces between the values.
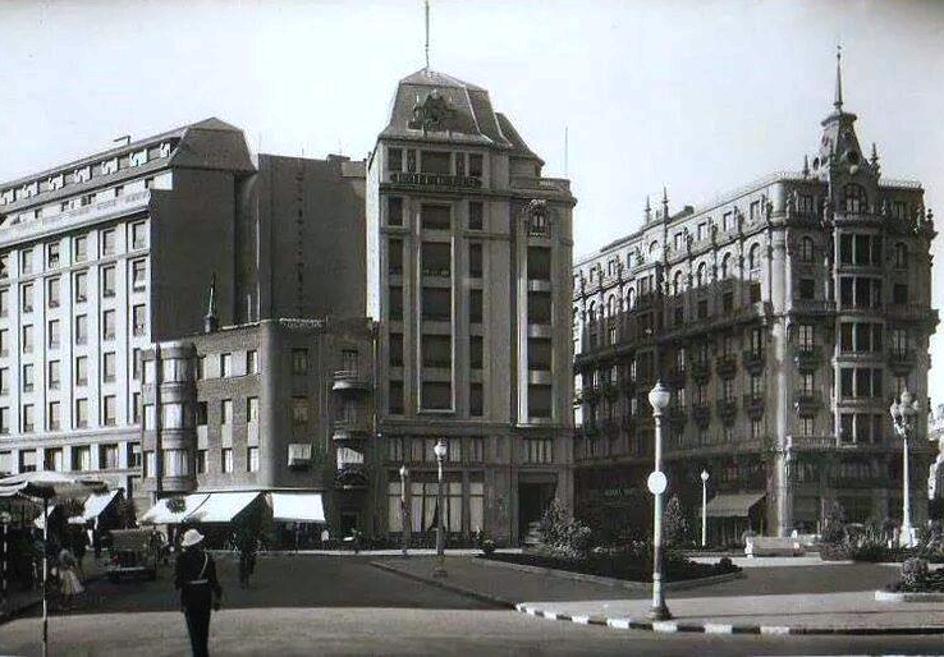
834, 44, 843, 110
644, 195, 651, 223
802, 154, 810, 177
662, 186, 669, 218
424, 0, 430, 70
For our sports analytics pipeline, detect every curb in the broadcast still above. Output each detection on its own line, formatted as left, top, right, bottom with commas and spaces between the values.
475, 557, 745, 591
514, 602, 944, 636
875, 589, 944, 602
369, 561, 516, 609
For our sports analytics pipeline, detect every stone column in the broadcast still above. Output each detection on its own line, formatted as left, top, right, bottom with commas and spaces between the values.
771, 231, 792, 536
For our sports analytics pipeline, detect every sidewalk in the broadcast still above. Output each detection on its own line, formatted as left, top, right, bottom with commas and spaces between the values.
1, 553, 105, 622
372, 555, 944, 635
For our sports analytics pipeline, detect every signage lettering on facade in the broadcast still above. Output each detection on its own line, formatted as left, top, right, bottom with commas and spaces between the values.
390, 172, 482, 189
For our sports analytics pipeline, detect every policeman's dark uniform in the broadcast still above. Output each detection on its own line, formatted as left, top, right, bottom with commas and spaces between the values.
174, 546, 222, 657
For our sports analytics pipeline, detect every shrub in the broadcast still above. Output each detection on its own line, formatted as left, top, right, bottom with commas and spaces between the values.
538, 501, 593, 560
820, 502, 846, 545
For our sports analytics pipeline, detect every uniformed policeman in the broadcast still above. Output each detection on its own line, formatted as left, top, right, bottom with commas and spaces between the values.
174, 529, 223, 657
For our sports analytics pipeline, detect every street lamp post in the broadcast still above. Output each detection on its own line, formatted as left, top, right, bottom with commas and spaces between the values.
890, 389, 920, 548
399, 465, 410, 557
648, 381, 672, 621
433, 439, 448, 577
0, 510, 10, 611
700, 470, 710, 548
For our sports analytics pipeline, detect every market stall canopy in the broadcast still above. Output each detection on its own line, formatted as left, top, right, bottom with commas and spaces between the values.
269, 492, 326, 523
185, 492, 260, 523
33, 504, 57, 529
68, 489, 120, 525
705, 492, 766, 518
141, 493, 210, 525
0, 471, 107, 501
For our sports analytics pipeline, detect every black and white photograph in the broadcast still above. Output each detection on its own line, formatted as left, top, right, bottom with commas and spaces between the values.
0, 1, 943, 655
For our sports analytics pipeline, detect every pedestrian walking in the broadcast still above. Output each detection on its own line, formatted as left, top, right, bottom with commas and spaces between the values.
174, 529, 222, 657
58, 547, 84, 610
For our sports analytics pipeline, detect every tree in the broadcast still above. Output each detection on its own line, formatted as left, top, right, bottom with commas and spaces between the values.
663, 494, 690, 547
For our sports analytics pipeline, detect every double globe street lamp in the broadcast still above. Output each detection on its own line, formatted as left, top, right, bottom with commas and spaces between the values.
647, 381, 672, 621
890, 389, 920, 549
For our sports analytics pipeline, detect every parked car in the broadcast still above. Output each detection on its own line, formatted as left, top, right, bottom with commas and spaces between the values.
106, 529, 162, 582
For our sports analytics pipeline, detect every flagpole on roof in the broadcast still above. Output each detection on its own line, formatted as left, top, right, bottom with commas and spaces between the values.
424, 0, 430, 71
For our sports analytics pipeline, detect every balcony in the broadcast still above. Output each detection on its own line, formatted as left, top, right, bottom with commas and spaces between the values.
715, 354, 738, 378
791, 299, 834, 315
742, 349, 765, 373
689, 359, 711, 383
332, 418, 371, 443
332, 370, 370, 392
742, 393, 765, 417
794, 347, 822, 370
887, 350, 916, 373
287, 443, 312, 469
788, 435, 838, 451
794, 390, 823, 412
885, 304, 936, 324
692, 402, 711, 426
716, 398, 738, 419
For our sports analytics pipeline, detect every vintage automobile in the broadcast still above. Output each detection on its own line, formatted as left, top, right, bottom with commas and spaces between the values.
106, 528, 163, 582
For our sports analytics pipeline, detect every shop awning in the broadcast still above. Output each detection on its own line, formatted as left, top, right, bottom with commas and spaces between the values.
185, 492, 260, 523
141, 494, 210, 525
705, 492, 766, 518
269, 492, 326, 523
68, 490, 119, 525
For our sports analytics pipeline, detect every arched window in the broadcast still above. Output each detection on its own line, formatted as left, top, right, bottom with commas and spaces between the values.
649, 240, 659, 255
800, 237, 814, 263
696, 262, 707, 288
895, 242, 909, 269
720, 253, 731, 279
626, 287, 636, 310
606, 295, 616, 317
588, 301, 597, 322
748, 243, 761, 270
843, 184, 867, 213
673, 271, 684, 296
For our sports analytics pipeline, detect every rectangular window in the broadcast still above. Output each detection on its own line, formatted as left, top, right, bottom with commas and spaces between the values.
74, 271, 88, 302
101, 265, 116, 297
22, 324, 33, 353
469, 201, 483, 230
0, 288, 7, 317
221, 399, 234, 425
421, 381, 451, 410
19, 449, 36, 472
420, 151, 451, 174
48, 360, 60, 390
389, 333, 404, 367
422, 334, 452, 368
100, 444, 118, 470
22, 403, 34, 433
101, 229, 116, 256
132, 392, 141, 423
421, 204, 451, 230
196, 401, 208, 426
528, 384, 553, 418
247, 397, 259, 422
527, 291, 552, 324
893, 284, 908, 305
75, 356, 88, 386
291, 397, 309, 424
528, 337, 552, 371
841, 368, 854, 398
387, 147, 403, 172
196, 449, 207, 474
102, 309, 115, 340
47, 243, 61, 269
21, 283, 33, 313
421, 287, 451, 321
798, 278, 815, 300
132, 304, 147, 336
21, 364, 33, 392
840, 234, 853, 264
469, 154, 483, 177
469, 243, 482, 278
222, 448, 234, 473
0, 407, 8, 434
470, 336, 483, 370
469, 289, 483, 323
798, 324, 814, 351
470, 383, 483, 416
389, 285, 403, 320
131, 259, 147, 290
527, 247, 552, 281
47, 319, 61, 349
421, 242, 451, 277
291, 349, 308, 375
21, 249, 33, 275
103, 395, 116, 426
102, 351, 116, 383
220, 353, 232, 378
389, 380, 404, 415
74, 236, 87, 262
131, 221, 147, 249
0, 368, 7, 395
247, 447, 259, 472
73, 399, 88, 429
388, 239, 403, 275
246, 350, 258, 374
47, 277, 60, 307
387, 197, 403, 226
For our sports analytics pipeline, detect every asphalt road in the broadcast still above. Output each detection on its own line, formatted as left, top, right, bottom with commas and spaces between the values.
1, 554, 943, 656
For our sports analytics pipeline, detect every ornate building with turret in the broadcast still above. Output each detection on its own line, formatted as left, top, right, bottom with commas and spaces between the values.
572, 54, 937, 541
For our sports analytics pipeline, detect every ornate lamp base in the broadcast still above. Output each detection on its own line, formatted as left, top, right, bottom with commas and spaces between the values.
648, 602, 672, 621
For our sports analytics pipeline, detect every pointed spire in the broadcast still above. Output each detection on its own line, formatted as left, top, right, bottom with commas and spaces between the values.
802, 154, 810, 177
870, 142, 880, 167
644, 195, 652, 223
204, 272, 218, 334
833, 44, 843, 111
662, 185, 669, 219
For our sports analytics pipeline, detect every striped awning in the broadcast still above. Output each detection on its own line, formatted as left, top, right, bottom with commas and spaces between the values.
705, 492, 766, 518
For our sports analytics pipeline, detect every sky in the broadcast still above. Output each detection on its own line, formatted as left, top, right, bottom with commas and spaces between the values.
1, 0, 943, 396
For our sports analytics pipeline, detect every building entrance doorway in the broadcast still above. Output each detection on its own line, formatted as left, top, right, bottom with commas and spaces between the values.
518, 481, 557, 544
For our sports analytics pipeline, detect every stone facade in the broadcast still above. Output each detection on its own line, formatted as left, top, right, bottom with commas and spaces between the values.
366, 69, 577, 545
572, 57, 937, 540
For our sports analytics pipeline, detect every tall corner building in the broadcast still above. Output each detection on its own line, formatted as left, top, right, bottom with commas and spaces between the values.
572, 57, 937, 541
366, 69, 576, 545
